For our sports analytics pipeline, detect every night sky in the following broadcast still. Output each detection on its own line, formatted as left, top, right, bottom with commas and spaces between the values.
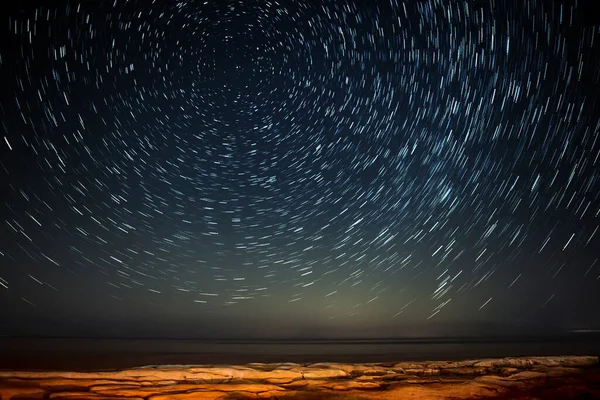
1, 0, 600, 339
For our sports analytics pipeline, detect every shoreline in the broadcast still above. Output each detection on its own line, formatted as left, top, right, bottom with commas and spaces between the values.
1, 355, 599, 399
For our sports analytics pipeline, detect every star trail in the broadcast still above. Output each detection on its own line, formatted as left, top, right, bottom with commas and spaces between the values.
1, 0, 599, 338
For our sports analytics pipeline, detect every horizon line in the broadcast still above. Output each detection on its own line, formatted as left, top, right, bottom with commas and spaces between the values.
2, 331, 599, 342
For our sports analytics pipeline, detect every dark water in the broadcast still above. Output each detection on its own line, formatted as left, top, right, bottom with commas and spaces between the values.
1, 336, 599, 371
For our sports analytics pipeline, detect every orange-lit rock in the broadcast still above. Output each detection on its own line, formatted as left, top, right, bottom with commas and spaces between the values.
0, 355, 598, 399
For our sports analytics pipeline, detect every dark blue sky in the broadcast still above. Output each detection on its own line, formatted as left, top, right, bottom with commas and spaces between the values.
1, 0, 599, 339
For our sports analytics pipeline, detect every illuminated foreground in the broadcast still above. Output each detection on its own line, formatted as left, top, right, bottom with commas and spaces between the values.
0, 356, 599, 399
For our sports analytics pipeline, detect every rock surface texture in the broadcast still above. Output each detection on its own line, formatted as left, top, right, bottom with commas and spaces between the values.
1, 355, 599, 399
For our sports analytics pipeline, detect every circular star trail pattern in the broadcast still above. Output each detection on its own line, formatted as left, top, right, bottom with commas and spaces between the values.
1, 0, 600, 337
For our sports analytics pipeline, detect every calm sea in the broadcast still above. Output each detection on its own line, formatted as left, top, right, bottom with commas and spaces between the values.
1, 335, 599, 371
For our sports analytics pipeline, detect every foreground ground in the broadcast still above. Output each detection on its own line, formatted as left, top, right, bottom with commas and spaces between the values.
0, 355, 599, 399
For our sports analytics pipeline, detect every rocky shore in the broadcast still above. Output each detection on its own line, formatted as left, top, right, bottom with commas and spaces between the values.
1, 355, 599, 399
